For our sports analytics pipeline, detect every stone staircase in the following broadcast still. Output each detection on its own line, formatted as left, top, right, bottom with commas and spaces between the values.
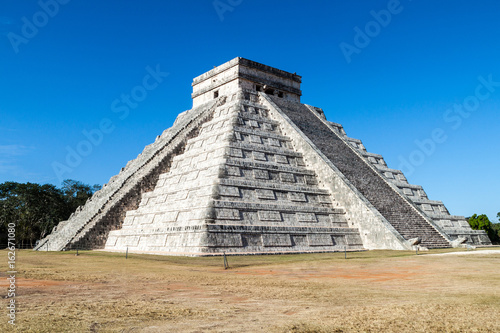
268, 96, 450, 249
211, 99, 363, 252
104, 94, 364, 255
35, 100, 218, 251
326, 117, 491, 246
38, 57, 491, 254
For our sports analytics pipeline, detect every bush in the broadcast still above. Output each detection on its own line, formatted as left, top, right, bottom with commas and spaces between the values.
468, 214, 500, 244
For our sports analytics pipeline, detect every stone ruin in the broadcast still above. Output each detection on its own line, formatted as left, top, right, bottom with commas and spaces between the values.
35, 57, 492, 255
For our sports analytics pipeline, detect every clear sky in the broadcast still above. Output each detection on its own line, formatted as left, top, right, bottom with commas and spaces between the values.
1, 0, 499, 221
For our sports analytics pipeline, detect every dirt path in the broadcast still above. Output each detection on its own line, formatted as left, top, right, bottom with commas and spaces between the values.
425, 249, 500, 256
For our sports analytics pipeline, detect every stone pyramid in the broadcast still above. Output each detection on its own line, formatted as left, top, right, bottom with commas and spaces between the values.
35, 57, 491, 255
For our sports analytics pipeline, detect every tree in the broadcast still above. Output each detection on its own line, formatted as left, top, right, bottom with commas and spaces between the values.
491, 212, 500, 244
468, 214, 500, 244
0, 182, 68, 247
61, 179, 101, 213
0, 180, 101, 248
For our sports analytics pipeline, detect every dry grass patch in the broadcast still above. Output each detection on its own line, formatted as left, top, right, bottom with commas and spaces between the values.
1, 248, 499, 332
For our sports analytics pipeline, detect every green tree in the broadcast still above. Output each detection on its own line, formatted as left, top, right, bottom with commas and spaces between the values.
491, 212, 500, 244
61, 179, 101, 213
0, 182, 68, 247
0, 180, 101, 248
468, 214, 500, 244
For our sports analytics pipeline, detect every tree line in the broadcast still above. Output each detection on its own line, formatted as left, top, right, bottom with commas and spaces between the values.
0, 180, 100, 248
467, 213, 500, 244
1, 180, 499, 248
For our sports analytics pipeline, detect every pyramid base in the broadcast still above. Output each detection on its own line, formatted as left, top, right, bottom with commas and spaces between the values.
99, 247, 366, 257
104, 224, 365, 256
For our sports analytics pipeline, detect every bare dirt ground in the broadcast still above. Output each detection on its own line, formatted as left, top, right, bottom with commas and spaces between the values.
427, 249, 500, 256
1, 248, 500, 332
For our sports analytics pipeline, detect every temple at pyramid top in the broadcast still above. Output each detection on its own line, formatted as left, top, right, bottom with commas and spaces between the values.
35, 57, 491, 255
191, 57, 302, 107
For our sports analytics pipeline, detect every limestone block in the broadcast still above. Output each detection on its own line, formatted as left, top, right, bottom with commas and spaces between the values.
403, 188, 413, 195
139, 234, 168, 248
124, 236, 141, 247
122, 216, 134, 226
421, 204, 433, 211
291, 235, 307, 246
288, 192, 307, 202
262, 123, 274, 131
106, 236, 118, 247
207, 233, 243, 247
216, 208, 241, 220
249, 135, 262, 144
153, 211, 179, 223
318, 195, 331, 203
219, 185, 241, 197
239, 233, 262, 246
253, 169, 269, 180
343, 234, 360, 245
258, 210, 282, 221
308, 234, 333, 246
262, 234, 292, 247
275, 155, 288, 164
226, 166, 241, 176
459, 220, 470, 227
280, 173, 296, 183
253, 151, 267, 161
229, 148, 243, 158
329, 214, 347, 223
180, 171, 199, 182
168, 191, 189, 201
135, 214, 155, 225
296, 212, 317, 222
256, 189, 276, 200
440, 220, 453, 227
177, 208, 211, 222
268, 138, 281, 147
248, 119, 259, 128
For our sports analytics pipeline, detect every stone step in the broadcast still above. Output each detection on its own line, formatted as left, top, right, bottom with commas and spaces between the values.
213, 200, 345, 215
225, 158, 313, 175
233, 126, 290, 142
218, 178, 330, 195
237, 112, 280, 126
229, 142, 302, 158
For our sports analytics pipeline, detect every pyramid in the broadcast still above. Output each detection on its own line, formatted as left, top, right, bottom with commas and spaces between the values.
35, 57, 491, 255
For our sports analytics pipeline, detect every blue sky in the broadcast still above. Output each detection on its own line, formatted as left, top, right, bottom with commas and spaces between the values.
1, 0, 499, 221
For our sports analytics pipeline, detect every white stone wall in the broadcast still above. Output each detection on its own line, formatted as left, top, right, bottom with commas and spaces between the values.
192, 57, 301, 108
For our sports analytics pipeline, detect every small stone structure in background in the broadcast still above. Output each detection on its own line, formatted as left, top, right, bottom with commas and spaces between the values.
35, 57, 491, 255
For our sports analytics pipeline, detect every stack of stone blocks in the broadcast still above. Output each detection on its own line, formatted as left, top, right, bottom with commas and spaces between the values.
35, 57, 491, 255
105, 92, 364, 255
326, 122, 490, 245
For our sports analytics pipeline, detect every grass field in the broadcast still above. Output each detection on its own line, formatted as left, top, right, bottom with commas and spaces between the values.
1, 248, 500, 332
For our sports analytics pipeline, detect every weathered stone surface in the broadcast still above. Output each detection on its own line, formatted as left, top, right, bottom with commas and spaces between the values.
264, 95, 453, 249
37, 57, 491, 255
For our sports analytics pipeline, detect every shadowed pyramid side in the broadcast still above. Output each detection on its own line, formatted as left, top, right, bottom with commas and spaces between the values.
325, 121, 492, 246
263, 94, 452, 249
